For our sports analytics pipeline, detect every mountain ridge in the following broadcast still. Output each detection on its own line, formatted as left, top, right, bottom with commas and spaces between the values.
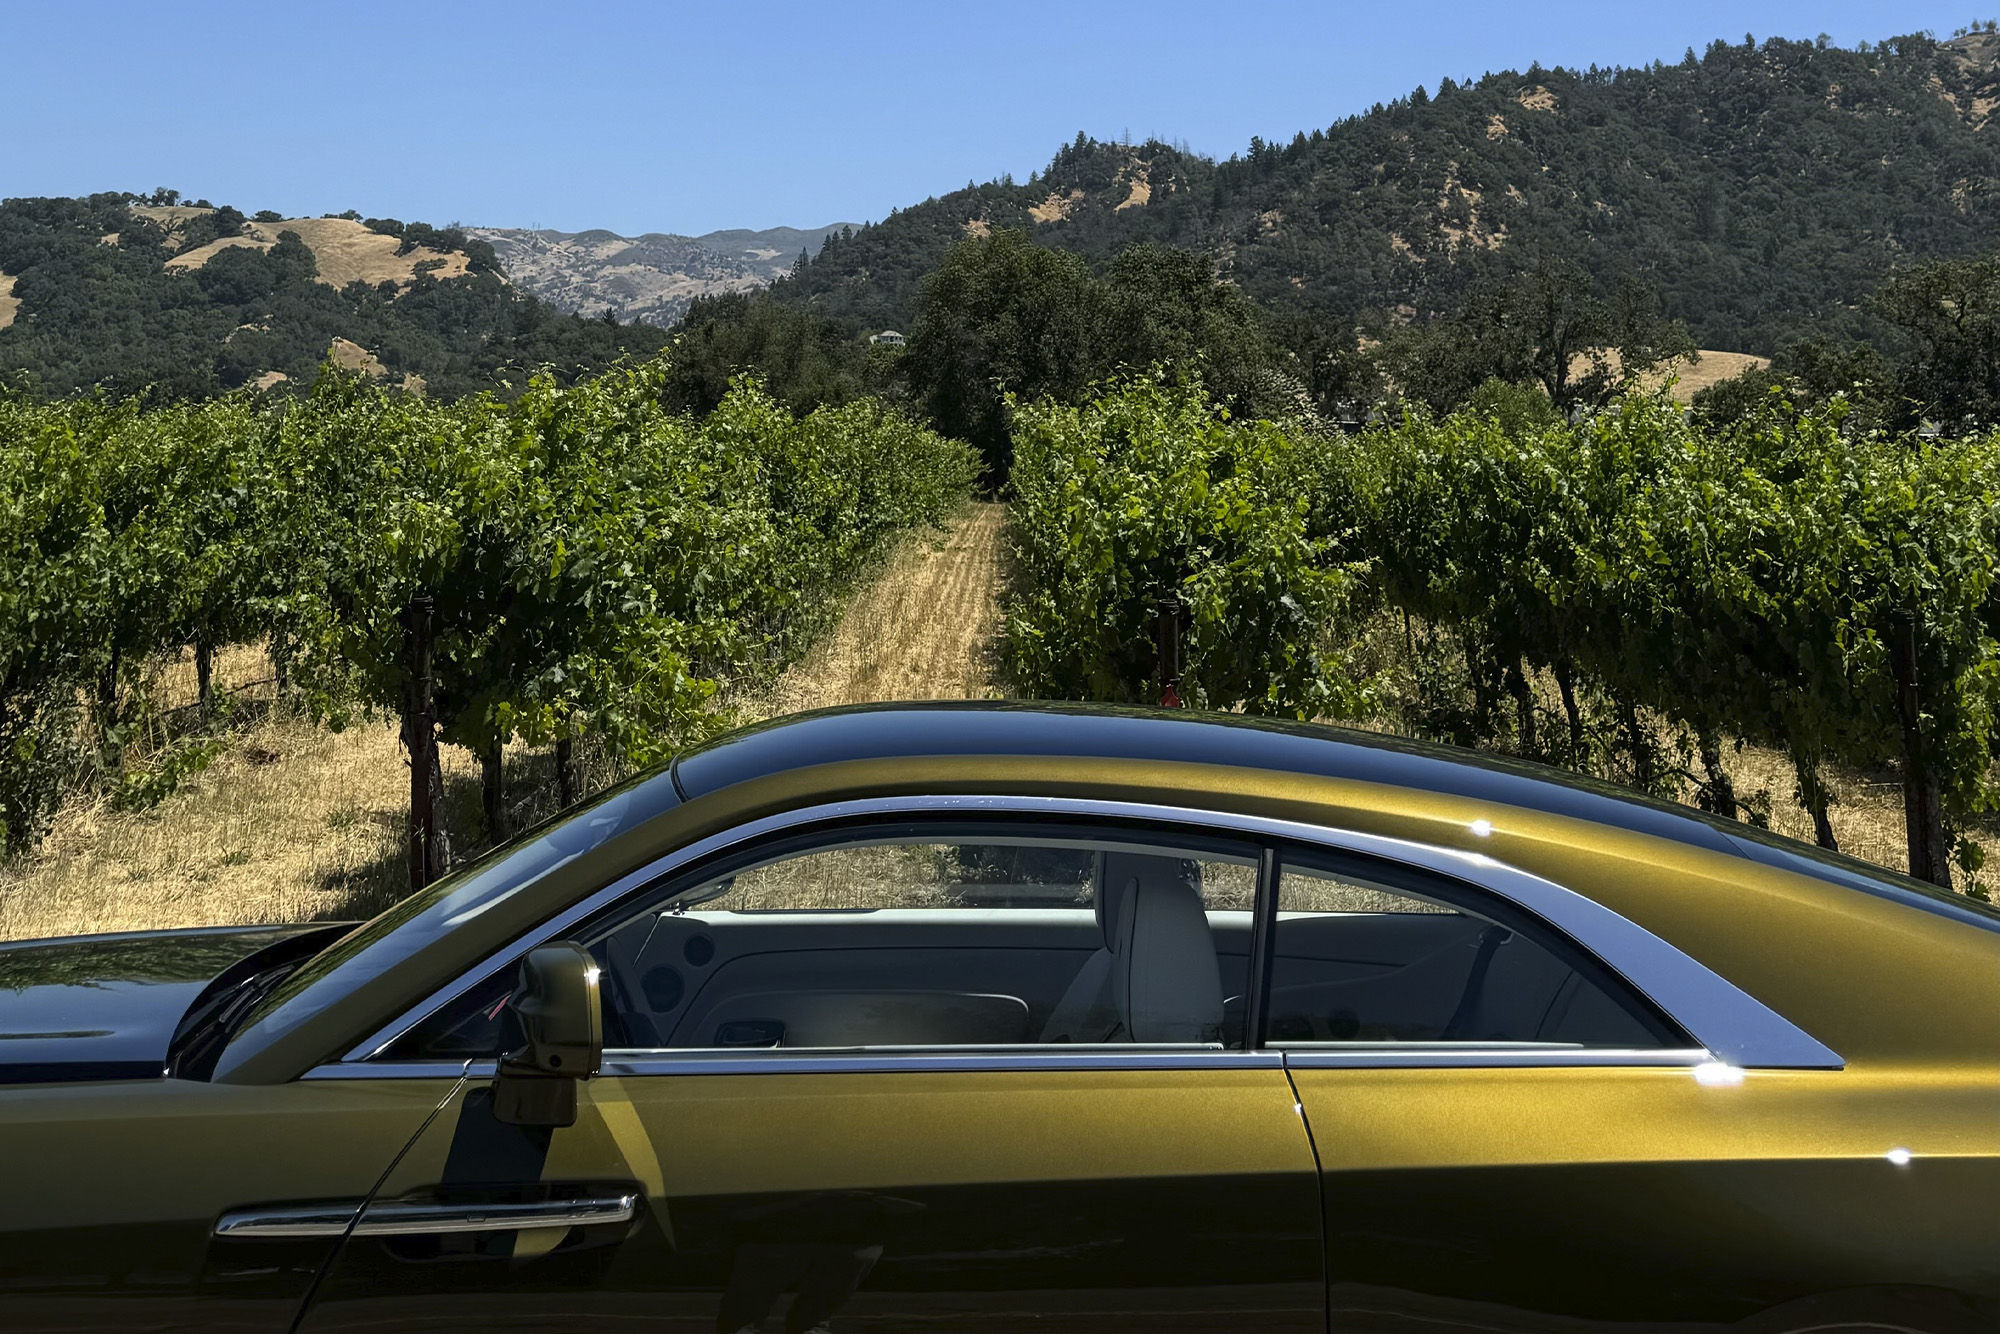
763, 28, 2000, 357
468, 222, 851, 326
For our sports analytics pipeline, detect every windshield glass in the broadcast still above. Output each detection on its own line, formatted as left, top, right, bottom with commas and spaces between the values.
224, 769, 677, 1060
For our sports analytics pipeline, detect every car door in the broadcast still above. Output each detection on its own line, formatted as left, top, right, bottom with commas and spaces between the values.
294, 815, 1325, 1333
1263, 840, 1996, 1334
0, 1074, 459, 1334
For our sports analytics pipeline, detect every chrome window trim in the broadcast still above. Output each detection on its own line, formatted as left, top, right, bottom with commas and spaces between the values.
1277, 1046, 1712, 1070
337, 794, 1843, 1072
304, 1060, 494, 1081
599, 1049, 1286, 1077
303, 1046, 1711, 1081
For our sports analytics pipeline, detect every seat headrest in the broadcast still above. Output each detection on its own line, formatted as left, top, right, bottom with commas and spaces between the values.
1101, 852, 1224, 1044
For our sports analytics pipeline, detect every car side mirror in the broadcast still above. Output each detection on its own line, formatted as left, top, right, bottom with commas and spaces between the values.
493, 941, 602, 1128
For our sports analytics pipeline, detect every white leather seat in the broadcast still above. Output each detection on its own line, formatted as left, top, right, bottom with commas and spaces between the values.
1040, 852, 1224, 1045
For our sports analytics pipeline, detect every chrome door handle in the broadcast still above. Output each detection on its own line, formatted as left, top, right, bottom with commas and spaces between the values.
215, 1193, 638, 1239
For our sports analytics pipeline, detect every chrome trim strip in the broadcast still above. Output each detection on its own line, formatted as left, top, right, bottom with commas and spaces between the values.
1279, 1046, 1712, 1070
303, 1047, 1709, 1080
216, 1194, 636, 1239
213, 1203, 358, 1238
340, 794, 1844, 1071
599, 1049, 1283, 1077
303, 1060, 493, 1081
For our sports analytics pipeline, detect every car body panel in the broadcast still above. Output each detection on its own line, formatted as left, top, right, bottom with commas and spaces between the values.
0, 924, 341, 1083
0, 1075, 460, 1333
5, 705, 1994, 1332
1292, 1064, 1999, 1332
296, 1067, 1324, 1333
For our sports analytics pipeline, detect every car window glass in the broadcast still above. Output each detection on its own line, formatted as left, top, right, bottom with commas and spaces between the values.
226, 771, 675, 1061
391, 826, 1260, 1059
1264, 858, 1673, 1049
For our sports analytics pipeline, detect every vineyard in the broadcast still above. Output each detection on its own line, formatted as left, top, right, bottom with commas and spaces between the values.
1008, 377, 2000, 897
0, 361, 975, 883
5, 360, 1998, 931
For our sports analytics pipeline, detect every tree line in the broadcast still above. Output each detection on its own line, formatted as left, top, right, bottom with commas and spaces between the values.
666, 218, 1999, 472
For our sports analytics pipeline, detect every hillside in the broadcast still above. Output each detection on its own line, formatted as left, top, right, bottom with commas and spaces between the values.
469, 222, 848, 326
768, 30, 2000, 356
0, 195, 667, 400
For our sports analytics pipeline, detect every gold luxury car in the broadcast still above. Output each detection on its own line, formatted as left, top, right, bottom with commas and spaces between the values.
2, 703, 1995, 1334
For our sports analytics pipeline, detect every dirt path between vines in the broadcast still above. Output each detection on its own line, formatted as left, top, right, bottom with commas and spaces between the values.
759, 502, 1008, 714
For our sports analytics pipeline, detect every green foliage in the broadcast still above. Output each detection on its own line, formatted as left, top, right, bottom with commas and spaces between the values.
1007, 375, 2000, 890
0, 358, 974, 858
1005, 377, 1366, 716
111, 733, 227, 812
1873, 254, 2000, 432
906, 232, 1097, 477
903, 232, 1306, 478
662, 293, 879, 418
1378, 262, 1695, 415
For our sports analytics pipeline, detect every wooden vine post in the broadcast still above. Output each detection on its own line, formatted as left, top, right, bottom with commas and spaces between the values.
1156, 594, 1184, 708
402, 595, 446, 889
1890, 611, 1951, 888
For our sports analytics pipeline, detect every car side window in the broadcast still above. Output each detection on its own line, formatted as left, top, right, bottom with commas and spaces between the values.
1263, 855, 1679, 1049
390, 825, 1262, 1059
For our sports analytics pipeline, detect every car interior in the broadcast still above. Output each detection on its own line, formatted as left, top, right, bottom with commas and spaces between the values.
390, 833, 1674, 1059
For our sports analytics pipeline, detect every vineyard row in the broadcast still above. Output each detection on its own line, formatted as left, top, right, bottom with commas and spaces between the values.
0, 360, 976, 877
1006, 377, 2000, 897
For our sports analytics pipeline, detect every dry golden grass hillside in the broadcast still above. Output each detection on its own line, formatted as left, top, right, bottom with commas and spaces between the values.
140, 206, 472, 290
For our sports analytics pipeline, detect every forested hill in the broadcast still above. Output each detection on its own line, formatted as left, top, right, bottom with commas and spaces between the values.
0, 194, 667, 401
772, 29, 2000, 355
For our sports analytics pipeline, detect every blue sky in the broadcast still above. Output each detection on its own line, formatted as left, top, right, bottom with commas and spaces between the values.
4, 2, 1987, 236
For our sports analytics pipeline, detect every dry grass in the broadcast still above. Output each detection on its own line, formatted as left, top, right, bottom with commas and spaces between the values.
0, 270, 18, 331
1719, 742, 1999, 880
756, 502, 1008, 716
0, 643, 473, 941
1655, 350, 1772, 401
1029, 190, 1083, 224
1567, 348, 1773, 404
161, 235, 271, 272
132, 209, 471, 291
247, 217, 471, 290
0, 714, 433, 942
328, 337, 387, 376
0, 508, 1012, 941
1116, 171, 1152, 212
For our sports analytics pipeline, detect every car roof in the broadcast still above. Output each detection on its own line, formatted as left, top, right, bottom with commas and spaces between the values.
673, 702, 2000, 932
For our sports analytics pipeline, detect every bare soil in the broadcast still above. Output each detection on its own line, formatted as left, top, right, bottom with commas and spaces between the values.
0, 270, 16, 330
